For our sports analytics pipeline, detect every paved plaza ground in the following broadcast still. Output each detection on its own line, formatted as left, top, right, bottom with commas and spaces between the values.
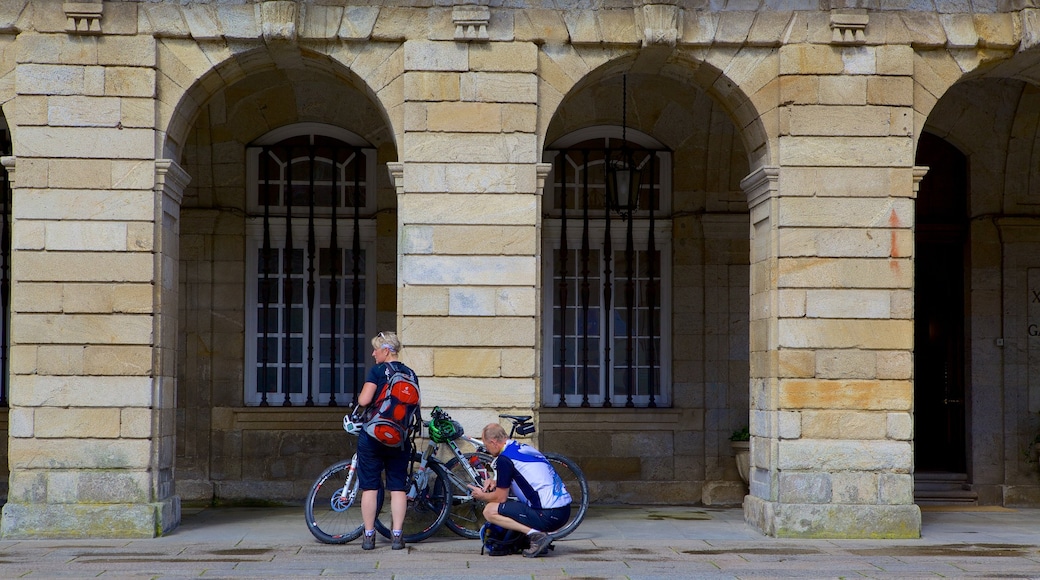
0, 504, 1038, 578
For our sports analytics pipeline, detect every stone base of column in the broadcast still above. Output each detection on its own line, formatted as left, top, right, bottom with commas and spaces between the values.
1, 496, 181, 539
744, 495, 920, 538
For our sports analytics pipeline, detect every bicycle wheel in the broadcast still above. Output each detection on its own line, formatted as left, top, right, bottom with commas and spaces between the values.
443, 451, 494, 539
304, 458, 365, 543
374, 453, 450, 543
544, 452, 589, 539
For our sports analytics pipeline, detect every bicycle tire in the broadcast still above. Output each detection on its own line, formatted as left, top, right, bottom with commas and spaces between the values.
374, 452, 451, 543
544, 452, 589, 539
442, 451, 495, 539
304, 458, 365, 544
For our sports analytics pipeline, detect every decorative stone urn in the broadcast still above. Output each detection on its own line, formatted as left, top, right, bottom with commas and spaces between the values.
731, 440, 750, 485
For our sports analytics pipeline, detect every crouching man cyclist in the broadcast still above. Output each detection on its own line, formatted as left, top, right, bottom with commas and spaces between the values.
468, 423, 572, 557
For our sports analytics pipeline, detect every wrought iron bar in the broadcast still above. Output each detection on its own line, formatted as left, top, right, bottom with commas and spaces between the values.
624, 173, 636, 408
281, 145, 294, 407
351, 149, 362, 405
328, 147, 340, 407
305, 145, 317, 406
647, 153, 658, 408
259, 147, 272, 407
579, 151, 591, 408
602, 147, 613, 408
556, 154, 569, 407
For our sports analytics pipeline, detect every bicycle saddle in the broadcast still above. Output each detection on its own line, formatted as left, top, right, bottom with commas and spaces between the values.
499, 414, 532, 424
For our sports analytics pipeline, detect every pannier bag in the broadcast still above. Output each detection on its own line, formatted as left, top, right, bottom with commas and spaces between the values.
364, 362, 420, 447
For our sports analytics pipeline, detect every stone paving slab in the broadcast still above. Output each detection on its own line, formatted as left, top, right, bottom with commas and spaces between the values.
0, 505, 1039, 578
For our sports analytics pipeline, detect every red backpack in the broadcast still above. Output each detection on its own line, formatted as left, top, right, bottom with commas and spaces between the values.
364, 362, 421, 447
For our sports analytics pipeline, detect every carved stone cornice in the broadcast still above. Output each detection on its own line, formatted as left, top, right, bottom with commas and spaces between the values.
453, 5, 490, 42
830, 10, 868, 45
64, 1, 102, 35
638, 1, 682, 47
260, 0, 298, 42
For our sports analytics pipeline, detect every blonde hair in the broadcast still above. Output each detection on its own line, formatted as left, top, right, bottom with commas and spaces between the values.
371, 331, 401, 353
482, 423, 508, 444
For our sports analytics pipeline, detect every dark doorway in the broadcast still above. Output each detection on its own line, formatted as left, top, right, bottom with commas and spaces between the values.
913, 132, 968, 474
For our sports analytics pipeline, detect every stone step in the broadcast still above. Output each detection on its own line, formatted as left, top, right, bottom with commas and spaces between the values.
914, 472, 977, 505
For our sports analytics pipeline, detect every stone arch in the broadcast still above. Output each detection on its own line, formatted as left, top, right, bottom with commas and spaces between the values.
537, 45, 776, 173
915, 43, 1040, 505
158, 41, 401, 163
536, 49, 755, 504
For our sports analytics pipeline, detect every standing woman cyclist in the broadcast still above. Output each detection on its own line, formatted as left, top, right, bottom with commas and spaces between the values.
357, 331, 418, 550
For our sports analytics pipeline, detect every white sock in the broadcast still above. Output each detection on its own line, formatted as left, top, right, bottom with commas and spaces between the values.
526, 529, 542, 535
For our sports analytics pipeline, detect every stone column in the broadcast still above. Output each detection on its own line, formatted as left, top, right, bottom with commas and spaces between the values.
393, 39, 544, 422
1, 33, 182, 538
741, 40, 921, 538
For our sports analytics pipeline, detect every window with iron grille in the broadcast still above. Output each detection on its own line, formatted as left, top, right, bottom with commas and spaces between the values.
542, 131, 672, 408
244, 125, 377, 407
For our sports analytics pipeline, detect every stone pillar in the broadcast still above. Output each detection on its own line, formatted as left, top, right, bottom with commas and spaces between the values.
1, 32, 183, 538
741, 41, 921, 538
392, 39, 544, 422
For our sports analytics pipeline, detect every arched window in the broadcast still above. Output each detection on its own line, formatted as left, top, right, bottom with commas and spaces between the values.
542, 129, 672, 408
243, 124, 378, 406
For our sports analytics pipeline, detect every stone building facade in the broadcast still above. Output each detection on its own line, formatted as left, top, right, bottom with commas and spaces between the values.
0, 0, 1038, 539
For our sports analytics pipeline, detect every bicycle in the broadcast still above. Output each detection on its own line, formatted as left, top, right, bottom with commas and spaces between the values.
304, 412, 451, 544
442, 412, 589, 540
304, 408, 589, 544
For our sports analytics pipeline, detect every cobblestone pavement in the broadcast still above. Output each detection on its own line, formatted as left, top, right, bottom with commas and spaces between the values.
0, 505, 1039, 578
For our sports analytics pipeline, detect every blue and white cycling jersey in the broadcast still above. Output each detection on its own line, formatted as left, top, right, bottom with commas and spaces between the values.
494, 440, 572, 510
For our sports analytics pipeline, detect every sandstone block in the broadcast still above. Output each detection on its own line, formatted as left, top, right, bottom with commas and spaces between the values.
496, 287, 536, 317
841, 46, 875, 75
779, 472, 831, 503
867, 77, 913, 106
14, 313, 152, 345
831, 472, 879, 504
514, 10, 569, 43
402, 317, 536, 347
469, 42, 537, 72
403, 72, 460, 101
9, 437, 151, 469
48, 470, 151, 504
35, 344, 84, 375
875, 44, 913, 76
401, 255, 535, 286
900, 12, 946, 48
974, 13, 1016, 49
1, 500, 178, 539
779, 44, 843, 76
501, 103, 538, 133
47, 96, 120, 127
877, 350, 912, 379
104, 67, 155, 98
402, 164, 537, 194
9, 406, 33, 438
84, 345, 154, 376
501, 347, 536, 377
460, 72, 537, 104
778, 411, 801, 439
400, 285, 449, 316
801, 410, 886, 439
420, 376, 536, 408
818, 76, 866, 105
435, 225, 534, 256
778, 349, 814, 378
120, 409, 152, 440
11, 375, 153, 407
98, 36, 156, 67
878, 473, 914, 504
404, 40, 467, 72
337, 5, 380, 40
12, 282, 61, 312
403, 102, 426, 131
399, 194, 537, 226
10, 345, 38, 375
786, 105, 893, 137
14, 252, 154, 283
778, 258, 912, 290
35, 407, 121, 438
779, 379, 912, 411
404, 133, 538, 163
940, 13, 978, 48
17, 64, 88, 95
372, 7, 428, 41
886, 412, 913, 440
804, 289, 893, 319
814, 350, 877, 380
779, 439, 910, 471
780, 228, 913, 259
780, 197, 913, 229
427, 102, 502, 132
781, 134, 914, 167
448, 287, 496, 316
44, 222, 128, 252
433, 348, 500, 377
779, 167, 916, 198
780, 319, 913, 350
64, 284, 153, 314
16, 127, 153, 160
